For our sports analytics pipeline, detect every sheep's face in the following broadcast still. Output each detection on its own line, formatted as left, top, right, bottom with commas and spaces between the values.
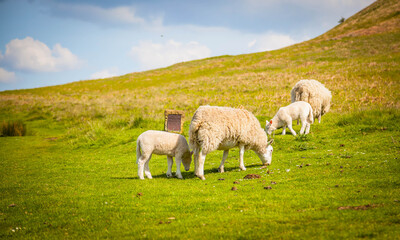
322, 104, 330, 115
182, 151, 193, 171
265, 120, 275, 135
259, 140, 273, 165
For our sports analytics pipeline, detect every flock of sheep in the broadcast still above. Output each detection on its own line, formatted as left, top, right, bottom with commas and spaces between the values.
136, 79, 332, 180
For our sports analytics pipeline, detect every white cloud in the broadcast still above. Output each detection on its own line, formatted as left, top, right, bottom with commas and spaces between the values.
2, 37, 82, 72
247, 32, 297, 52
0, 68, 16, 83
48, 2, 159, 28
90, 67, 119, 79
130, 40, 211, 70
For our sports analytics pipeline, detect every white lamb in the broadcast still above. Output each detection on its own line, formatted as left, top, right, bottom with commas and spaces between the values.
265, 101, 314, 136
136, 130, 192, 180
291, 79, 332, 123
189, 106, 274, 180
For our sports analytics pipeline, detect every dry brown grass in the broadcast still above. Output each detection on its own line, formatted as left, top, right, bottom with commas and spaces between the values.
1, 120, 26, 136
0, 0, 399, 126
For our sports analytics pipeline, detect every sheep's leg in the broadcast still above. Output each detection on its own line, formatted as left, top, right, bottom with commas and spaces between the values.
175, 157, 183, 179
282, 126, 286, 135
137, 158, 146, 180
197, 151, 206, 180
305, 122, 311, 134
193, 147, 200, 176
138, 154, 150, 180
166, 156, 173, 178
299, 119, 307, 134
144, 155, 152, 179
318, 115, 321, 123
287, 122, 297, 136
239, 145, 246, 171
218, 150, 229, 173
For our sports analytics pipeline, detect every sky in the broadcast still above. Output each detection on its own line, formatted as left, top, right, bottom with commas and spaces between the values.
0, 0, 375, 91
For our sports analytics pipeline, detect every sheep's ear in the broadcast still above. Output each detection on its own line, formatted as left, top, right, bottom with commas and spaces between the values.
268, 139, 274, 145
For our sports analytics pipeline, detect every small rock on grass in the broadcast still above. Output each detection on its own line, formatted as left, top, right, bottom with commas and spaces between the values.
233, 181, 240, 184
8, 203, 16, 207
264, 186, 272, 190
231, 186, 238, 191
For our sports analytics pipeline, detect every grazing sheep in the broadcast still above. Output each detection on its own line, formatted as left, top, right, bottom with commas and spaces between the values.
189, 106, 274, 180
136, 130, 192, 179
265, 101, 314, 136
291, 79, 332, 123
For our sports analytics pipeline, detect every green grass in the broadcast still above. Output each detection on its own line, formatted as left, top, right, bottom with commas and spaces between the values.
1, 110, 399, 239
1, 0, 400, 238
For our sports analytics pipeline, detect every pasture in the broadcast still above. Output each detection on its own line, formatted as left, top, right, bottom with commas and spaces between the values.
1, 110, 400, 239
1, 0, 400, 238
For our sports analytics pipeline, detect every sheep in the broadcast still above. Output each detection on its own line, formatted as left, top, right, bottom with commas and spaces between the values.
290, 79, 332, 123
265, 101, 314, 136
136, 130, 192, 179
189, 106, 274, 180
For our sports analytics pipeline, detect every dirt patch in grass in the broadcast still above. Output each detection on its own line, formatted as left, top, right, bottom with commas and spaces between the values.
338, 204, 382, 210
244, 174, 261, 179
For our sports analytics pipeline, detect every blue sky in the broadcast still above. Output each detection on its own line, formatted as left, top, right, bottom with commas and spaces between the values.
0, 0, 374, 91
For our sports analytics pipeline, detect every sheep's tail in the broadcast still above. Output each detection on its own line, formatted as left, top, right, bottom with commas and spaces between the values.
290, 89, 296, 103
308, 105, 314, 124
136, 138, 141, 164
189, 120, 201, 149
189, 117, 206, 176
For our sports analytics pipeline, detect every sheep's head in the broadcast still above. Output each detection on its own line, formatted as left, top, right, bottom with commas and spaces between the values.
182, 151, 193, 171
258, 139, 274, 165
265, 120, 275, 135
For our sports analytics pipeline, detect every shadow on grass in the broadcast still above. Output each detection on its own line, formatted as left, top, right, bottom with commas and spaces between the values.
111, 163, 266, 180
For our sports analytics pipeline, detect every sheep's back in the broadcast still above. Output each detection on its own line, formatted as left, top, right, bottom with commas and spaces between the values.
291, 79, 331, 116
189, 106, 266, 154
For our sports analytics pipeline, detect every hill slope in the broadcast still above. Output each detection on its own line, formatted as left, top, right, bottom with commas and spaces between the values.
1, 0, 399, 122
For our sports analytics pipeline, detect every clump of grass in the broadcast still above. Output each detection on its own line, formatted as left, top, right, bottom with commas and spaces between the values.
1, 120, 27, 137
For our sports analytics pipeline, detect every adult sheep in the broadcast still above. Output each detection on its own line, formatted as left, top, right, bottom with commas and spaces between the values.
290, 79, 332, 123
189, 106, 274, 180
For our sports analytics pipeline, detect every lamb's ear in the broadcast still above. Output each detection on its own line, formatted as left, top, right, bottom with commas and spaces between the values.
268, 139, 274, 145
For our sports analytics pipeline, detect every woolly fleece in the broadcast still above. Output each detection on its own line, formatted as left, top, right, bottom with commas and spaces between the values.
290, 79, 332, 122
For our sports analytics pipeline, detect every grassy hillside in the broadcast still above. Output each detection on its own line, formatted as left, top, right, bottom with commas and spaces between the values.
1, 0, 400, 239
1, 1, 399, 123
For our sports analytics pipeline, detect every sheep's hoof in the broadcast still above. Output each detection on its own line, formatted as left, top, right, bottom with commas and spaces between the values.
240, 167, 246, 171
166, 173, 172, 178
218, 167, 224, 173
176, 175, 183, 179
199, 175, 206, 180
